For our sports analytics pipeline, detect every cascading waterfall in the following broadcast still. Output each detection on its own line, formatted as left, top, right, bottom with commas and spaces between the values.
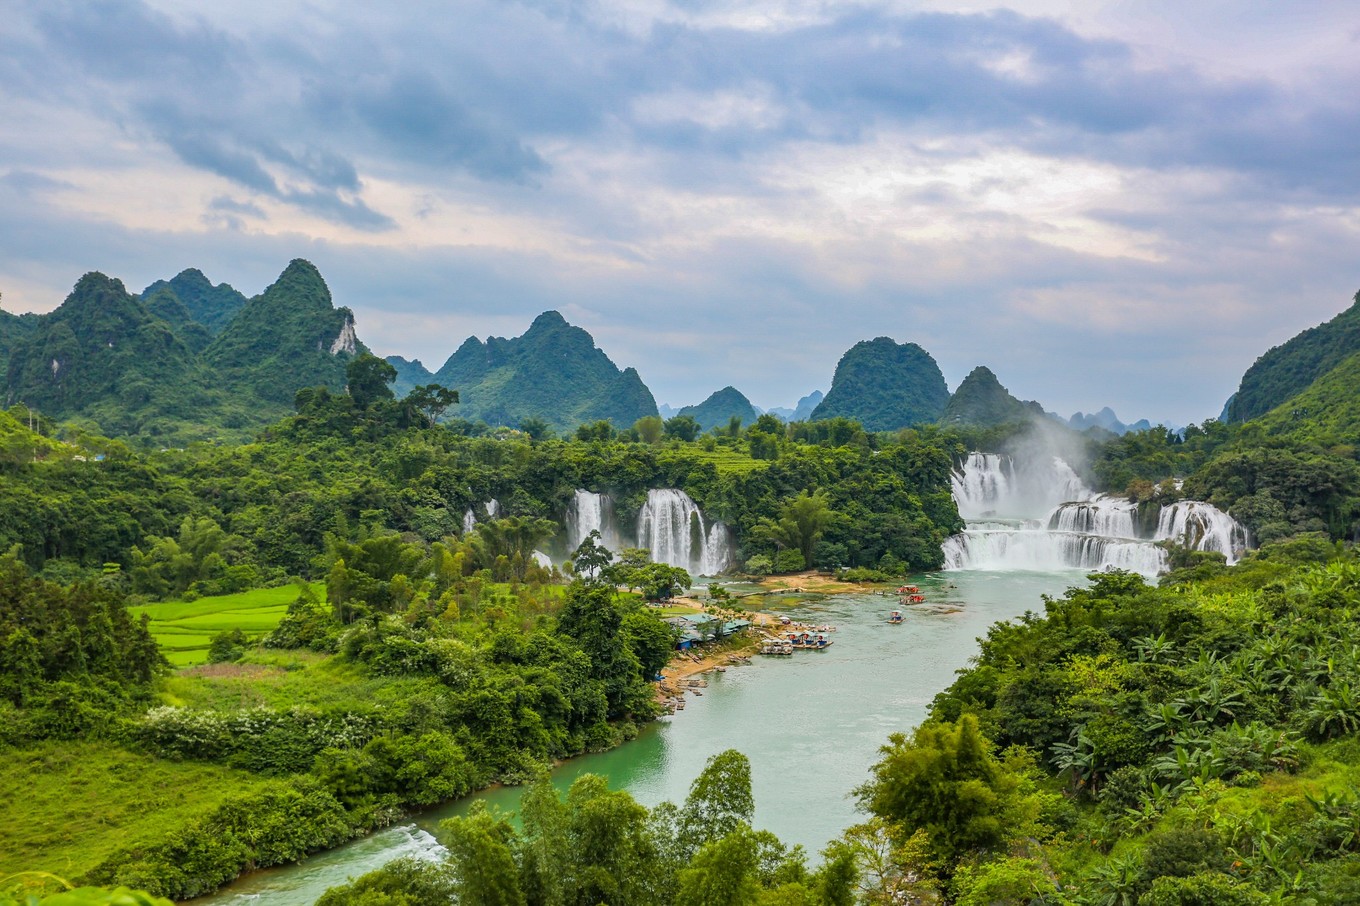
1155, 501, 1249, 562
462, 498, 501, 535
566, 490, 622, 553
952, 452, 1091, 520
942, 454, 1248, 576
637, 489, 734, 575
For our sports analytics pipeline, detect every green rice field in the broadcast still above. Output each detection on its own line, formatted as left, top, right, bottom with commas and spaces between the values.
130, 584, 324, 667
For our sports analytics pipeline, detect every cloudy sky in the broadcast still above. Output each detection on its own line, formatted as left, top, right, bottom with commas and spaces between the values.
3, 0, 1358, 425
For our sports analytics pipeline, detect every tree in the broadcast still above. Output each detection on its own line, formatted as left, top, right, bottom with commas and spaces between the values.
634, 415, 664, 445
679, 749, 756, 856
519, 416, 552, 440
345, 353, 397, 409
576, 420, 615, 442
404, 383, 459, 426
664, 414, 701, 441
676, 827, 762, 906
754, 491, 835, 569
440, 806, 526, 906
556, 581, 647, 717
571, 530, 614, 581
858, 715, 1024, 873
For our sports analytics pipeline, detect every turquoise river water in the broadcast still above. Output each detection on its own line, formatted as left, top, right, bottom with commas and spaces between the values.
197, 569, 1084, 905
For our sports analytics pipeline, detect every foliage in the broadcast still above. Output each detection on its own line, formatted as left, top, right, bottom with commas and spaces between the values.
858, 715, 1035, 873
678, 387, 760, 434
1226, 289, 1360, 423
811, 337, 950, 431
938, 366, 1044, 429
0, 553, 163, 737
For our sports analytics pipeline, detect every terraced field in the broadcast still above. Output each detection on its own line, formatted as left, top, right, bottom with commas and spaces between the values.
130, 584, 324, 667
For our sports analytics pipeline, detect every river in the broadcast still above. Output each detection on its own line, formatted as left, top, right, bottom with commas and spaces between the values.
197, 568, 1082, 905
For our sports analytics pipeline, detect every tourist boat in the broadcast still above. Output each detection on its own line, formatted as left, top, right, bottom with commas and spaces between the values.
810, 633, 833, 649
760, 638, 794, 656
897, 585, 919, 594
887, 610, 904, 624
901, 593, 926, 604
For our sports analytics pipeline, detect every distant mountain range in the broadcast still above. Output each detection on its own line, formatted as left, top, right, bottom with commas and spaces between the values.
676, 386, 759, 433
2, 257, 1249, 444
940, 366, 1045, 428
2, 260, 358, 443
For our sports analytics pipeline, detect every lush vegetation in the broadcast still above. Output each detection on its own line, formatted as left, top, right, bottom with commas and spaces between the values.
317, 750, 860, 906
677, 386, 761, 433
1226, 290, 1360, 423
811, 337, 950, 431
2, 261, 359, 447
0, 382, 961, 586
139, 267, 247, 337
391, 310, 660, 434
939, 365, 1045, 428
898, 545, 1360, 903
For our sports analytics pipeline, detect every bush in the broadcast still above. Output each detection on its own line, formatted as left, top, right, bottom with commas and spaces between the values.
743, 555, 773, 576
207, 629, 247, 664
773, 549, 806, 573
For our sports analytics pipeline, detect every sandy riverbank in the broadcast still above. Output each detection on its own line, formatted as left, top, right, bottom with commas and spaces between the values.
754, 569, 881, 595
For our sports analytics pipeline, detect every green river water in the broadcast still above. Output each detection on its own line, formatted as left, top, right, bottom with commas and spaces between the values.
197, 569, 1083, 905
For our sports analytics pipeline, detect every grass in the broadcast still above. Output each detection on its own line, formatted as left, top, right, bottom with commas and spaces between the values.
160, 651, 443, 712
0, 740, 268, 881
678, 448, 770, 475
130, 584, 324, 667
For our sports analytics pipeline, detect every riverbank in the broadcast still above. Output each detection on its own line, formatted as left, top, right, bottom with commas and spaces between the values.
655, 612, 776, 702
753, 570, 882, 595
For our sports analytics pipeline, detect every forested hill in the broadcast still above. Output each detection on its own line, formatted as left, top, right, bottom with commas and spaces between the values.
939, 365, 1044, 428
677, 386, 759, 432
427, 310, 659, 434
1, 260, 362, 445
140, 268, 248, 336
203, 259, 364, 408
1225, 288, 1360, 423
811, 337, 949, 430
0, 307, 40, 378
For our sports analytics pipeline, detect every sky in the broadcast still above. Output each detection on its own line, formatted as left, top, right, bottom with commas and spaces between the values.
3, 0, 1359, 426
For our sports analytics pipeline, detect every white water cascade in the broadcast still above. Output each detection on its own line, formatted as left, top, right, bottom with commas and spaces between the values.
636, 489, 735, 576
462, 498, 501, 535
565, 490, 623, 553
942, 454, 1248, 576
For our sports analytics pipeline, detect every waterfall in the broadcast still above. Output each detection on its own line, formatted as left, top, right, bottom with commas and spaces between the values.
1155, 501, 1248, 564
951, 452, 1091, 520
462, 499, 501, 535
637, 489, 734, 575
566, 490, 622, 553
942, 453, 1248, 576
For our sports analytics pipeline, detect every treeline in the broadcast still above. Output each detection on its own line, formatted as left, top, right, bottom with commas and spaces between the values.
318, 750, 860, 906
0, 370, 962, 595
